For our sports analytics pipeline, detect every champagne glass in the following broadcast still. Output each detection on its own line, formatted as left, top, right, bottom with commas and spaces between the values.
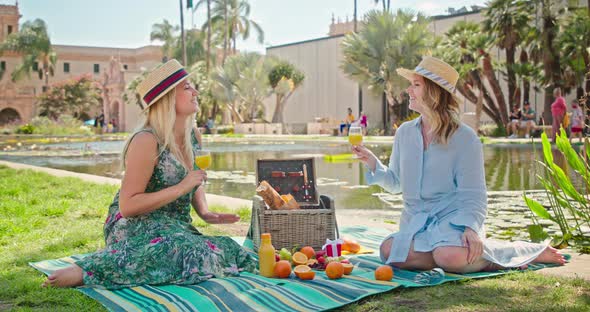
348, 126, 363, 146
194, 150, 212, 184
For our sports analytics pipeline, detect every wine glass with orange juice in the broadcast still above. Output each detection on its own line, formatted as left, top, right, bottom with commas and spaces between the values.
348, 126, 363, 146
194, 150, 212, 184
348, 126, 363, 159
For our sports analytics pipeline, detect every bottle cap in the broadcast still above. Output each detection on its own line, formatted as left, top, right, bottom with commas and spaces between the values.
261, 233, 271, 239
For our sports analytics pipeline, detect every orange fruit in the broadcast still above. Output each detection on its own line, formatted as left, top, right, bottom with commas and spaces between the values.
342, 238, 361, 253
293, 265, 311, 277
375, 265, 393, 281
342, 263, 354, 275
292, 252, 308, 266
293, 265, 315, 280
300, 246, 316, 260
274, 260, 292, 278
297, 271, 315, 280
325, 262, 344, 279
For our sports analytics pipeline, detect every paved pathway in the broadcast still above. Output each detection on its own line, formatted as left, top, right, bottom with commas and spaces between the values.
1, 159, 587, 280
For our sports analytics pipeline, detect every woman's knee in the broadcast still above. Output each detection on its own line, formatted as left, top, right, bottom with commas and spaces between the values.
432, 247, 468, 273
379, 238, 393, 261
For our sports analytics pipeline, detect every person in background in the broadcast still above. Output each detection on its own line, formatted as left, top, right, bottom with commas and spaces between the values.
570, 100, 584, 143
352, 56, 564, 274
111, 118, 118, 133
520, 101, 536, 138
360, 111, 368, 135
339, 107, 355, 135
507, 105, 522, 138
205, 117, 215, 134
551, 88, 567, 142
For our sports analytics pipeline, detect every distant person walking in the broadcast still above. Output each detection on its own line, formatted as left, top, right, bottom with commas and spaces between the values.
551, 88, 566, 141
359, 111, 368, 135
570, 101, 584, 143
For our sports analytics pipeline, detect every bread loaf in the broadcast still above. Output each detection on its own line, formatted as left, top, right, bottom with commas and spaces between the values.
256, 180, 285, 209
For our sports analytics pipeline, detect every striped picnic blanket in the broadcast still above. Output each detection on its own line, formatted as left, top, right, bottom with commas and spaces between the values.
29, 226, 561, 312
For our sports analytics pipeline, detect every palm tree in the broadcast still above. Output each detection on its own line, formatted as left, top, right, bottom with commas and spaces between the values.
210, 52, 273, 123
150, 19, 179, 61
513, 16, 544, 107
194, 0, 213, 73
172, 29, 206, 66
558, 9, 590, 99
483, 0, 531, 106
373, 0, 391, 12
537, 0, 564, 124
202, 0, 231, 65
227, 0, 264, 55
434, 21, 508, 128
341, 9, 432, 131
0, 19, 57, 90
204, 0, 264, 64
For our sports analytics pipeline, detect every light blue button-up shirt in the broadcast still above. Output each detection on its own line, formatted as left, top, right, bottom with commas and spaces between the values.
366, 117, 487, 263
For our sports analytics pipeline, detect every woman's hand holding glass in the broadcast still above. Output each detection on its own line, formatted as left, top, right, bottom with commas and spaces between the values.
352, 145, 379, 172
178, 170, 207, 194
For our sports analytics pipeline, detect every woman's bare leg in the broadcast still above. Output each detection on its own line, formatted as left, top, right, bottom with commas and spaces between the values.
432, 247, 493, 273
433, 245, 566, 274
42, 264, 84, 288
380, 238, 437, 270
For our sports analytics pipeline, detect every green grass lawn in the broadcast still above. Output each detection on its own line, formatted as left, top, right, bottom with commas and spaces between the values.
1, 165, 589, 311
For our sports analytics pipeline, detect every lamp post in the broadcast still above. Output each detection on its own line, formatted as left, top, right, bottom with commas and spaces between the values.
179, 0, 187, 65
354, 0, 363, 117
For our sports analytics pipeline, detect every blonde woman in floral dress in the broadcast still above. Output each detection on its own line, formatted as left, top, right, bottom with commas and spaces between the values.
44, 60, 255, 289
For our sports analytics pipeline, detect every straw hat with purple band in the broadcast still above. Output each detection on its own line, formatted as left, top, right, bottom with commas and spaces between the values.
136, 59, 192, 110
396, 56, 459, 96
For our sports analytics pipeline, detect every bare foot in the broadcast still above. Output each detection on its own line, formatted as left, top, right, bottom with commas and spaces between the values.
482, 262, 505, 272
42, 265, 84, 288
531, 246, 566, 265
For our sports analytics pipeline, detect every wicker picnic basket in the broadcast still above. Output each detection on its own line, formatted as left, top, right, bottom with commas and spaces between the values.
249, 158, 339, 251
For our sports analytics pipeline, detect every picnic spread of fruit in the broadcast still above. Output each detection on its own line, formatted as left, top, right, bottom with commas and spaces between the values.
260, 238, 393, 282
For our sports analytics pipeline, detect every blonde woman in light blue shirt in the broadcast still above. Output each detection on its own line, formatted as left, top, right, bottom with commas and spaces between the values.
352, 56, 565, 273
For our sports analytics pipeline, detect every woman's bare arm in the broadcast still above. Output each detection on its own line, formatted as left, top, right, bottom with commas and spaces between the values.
118, 132, 202, 217
190, 128, 239, 224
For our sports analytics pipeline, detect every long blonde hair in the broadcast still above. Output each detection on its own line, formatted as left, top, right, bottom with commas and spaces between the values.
122, 89, 195, 170
420, 78, 460, 144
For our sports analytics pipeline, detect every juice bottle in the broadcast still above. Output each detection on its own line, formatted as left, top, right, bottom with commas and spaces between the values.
258, 233, 276, 277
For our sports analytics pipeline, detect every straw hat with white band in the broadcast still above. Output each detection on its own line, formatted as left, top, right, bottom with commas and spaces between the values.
136, 59, 192, 110
396, 56, 459, 97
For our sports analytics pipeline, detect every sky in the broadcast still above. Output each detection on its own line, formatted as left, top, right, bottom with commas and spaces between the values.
6, 0, 487, 53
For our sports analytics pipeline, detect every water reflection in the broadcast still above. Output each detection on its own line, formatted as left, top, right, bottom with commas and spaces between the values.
0, 139, 584, 210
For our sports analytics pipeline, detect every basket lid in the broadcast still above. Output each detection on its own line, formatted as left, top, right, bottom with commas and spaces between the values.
256, 158, 319, 205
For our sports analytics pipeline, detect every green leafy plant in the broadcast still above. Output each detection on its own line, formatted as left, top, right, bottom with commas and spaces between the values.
523, 129, 590, 253
15, 124, 35, 134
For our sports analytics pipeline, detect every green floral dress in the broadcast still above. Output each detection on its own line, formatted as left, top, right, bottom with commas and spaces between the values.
75, 129, 256, 289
